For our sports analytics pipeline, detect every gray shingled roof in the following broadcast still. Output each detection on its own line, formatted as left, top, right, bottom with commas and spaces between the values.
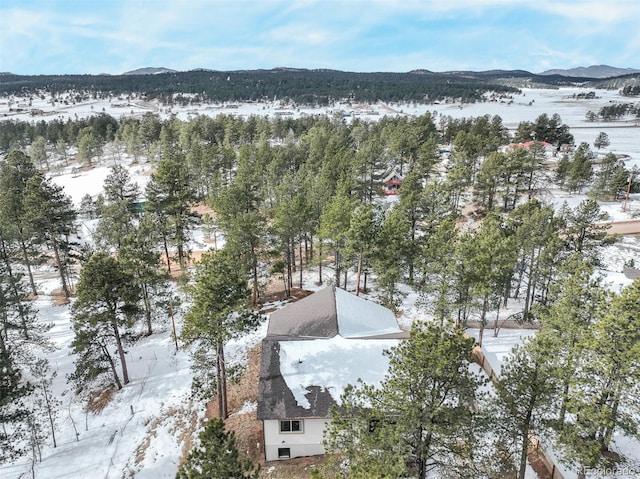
267, 286, 338, 338
266, 285, 406, 339
257, 287, 408, 421
257, 339, 337, 420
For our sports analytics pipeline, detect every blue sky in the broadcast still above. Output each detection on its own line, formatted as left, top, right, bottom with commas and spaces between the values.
1, 0, 638, 75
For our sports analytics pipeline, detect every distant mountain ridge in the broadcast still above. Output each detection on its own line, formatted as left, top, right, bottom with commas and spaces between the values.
122, 67, 176, 75
2, 67, 639, 106
539, 65, 640, 78
121, 65, 639, 79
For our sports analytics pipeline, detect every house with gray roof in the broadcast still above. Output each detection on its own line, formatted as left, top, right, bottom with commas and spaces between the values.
257, 286, 407, 461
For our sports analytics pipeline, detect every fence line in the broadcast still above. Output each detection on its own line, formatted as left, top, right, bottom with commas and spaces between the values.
471, 345, 565, 479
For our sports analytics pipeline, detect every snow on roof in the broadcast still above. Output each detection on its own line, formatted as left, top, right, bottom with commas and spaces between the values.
507, 140, 554, 149
335, 287, 404, 338
258, 287, 407, 418
279, 336, 400, 409
382, 167, 404, 183
267, 286, 406, 339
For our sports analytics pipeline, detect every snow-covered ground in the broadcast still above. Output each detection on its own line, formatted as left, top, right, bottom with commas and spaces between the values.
467, 328, 640, 479
1, 85, 639, 478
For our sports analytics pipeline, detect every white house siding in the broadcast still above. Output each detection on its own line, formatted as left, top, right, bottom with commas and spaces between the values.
263, 418, 329, 461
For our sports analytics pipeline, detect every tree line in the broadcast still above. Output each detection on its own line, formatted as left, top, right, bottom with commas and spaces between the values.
0, 69, 524, 105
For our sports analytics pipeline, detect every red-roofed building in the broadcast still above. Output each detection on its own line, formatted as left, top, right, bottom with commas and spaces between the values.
381, 167, 404, 195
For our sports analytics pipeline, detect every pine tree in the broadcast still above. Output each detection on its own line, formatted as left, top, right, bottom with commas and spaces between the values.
323, 324, 484, 479
458, 211, 516, 344
593, 131, 610, 151
474, 151, 503, 211
145, 151, 198, 270
77, 127, 103, 166
0, 250, 52, 462
536, 256, 606, 425
119, 215, 171, 336
0, 150, 40, 295
345, 203, 379, 295
556, 279, 640, 476
559, 198, 614, 264
176, 418, 259, 479
103, 164, 140, 204
396, 171, 425, 282
210, 145, 266, 303
318, 191, 354, 289
507, 199, 564, 320
566, 142, 593, 193
493, 340, 556, 479
181, 248, 261, 418
30, 135, 49, 171
370, 206, 410, 312
23, 172, 77, 298
416, 218, 460, 326
70, 252, 140, 389
589, 152, 629, 200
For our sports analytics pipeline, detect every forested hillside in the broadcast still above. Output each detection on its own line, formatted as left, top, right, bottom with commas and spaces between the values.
0, 68, 578, 105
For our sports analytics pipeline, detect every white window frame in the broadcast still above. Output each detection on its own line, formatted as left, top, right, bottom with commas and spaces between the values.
279, 419, 303, 433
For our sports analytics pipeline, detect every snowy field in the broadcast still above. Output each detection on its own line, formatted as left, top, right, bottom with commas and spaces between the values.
1, 85, 639, 478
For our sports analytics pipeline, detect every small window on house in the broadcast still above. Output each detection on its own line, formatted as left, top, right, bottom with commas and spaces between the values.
280, 420, 303, 433
368, 418, 381, 433
278, 447, 291, 459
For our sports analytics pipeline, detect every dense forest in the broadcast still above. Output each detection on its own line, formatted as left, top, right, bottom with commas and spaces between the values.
1, 101, 639, 478
0, 68, 592, 105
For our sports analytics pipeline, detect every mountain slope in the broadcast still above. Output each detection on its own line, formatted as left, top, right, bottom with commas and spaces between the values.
539, 65, 640, 78
122, 67, 176, 75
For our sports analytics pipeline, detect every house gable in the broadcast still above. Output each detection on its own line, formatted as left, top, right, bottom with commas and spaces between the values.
257, 286, 407, 461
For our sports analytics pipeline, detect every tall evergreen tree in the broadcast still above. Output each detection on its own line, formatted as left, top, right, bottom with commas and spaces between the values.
416, 218, 460, 326
145, 151, 198, 270
370, 206, 410, 311
536, 256, 605, 425
556, 279, 640, 477
0, 150, 40, 295
180, 248, 260, 418
211, 145, 266, 304
23, 173, 77, 298
493, 340, 556, 479
318, 191, 354, 289
345, 203, 379, 295
559, 198, 614, 264
0, 250, 52, 462
589, 152, 629, 200
458, 211, 516, 345
70, 252, 140, 389
323, 324, 484, 479
565, 142, 593, 193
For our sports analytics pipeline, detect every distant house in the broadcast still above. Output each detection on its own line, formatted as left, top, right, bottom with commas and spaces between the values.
381, 167, 404, 195
127, 198, 146, 215
503, 140, 556, 157
257, 286, 407, 462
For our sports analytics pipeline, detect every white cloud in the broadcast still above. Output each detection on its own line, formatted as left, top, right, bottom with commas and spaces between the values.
267, 24, 333, 46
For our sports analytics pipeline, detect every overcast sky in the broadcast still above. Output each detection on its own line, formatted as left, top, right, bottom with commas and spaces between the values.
1, 0, 639, 75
